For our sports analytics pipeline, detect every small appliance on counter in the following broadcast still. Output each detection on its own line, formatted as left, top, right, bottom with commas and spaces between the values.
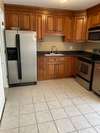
5, 30, 37, 87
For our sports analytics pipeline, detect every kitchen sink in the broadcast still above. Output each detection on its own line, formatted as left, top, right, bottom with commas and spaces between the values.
45, 53, 64, 56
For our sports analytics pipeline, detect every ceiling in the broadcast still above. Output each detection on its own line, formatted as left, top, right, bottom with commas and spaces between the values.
4, 0, 100, 10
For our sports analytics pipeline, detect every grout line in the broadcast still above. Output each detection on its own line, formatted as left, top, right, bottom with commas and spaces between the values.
32, 96, 40, 133
44, 95, 60, 133
71, 101, 98, 133
54, 93, 78, 132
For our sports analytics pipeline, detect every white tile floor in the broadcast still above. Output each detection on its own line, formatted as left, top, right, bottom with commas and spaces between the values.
0, 78, 100, 133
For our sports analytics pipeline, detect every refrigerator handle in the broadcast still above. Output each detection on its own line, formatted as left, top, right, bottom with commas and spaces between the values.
16, 34, 22, 79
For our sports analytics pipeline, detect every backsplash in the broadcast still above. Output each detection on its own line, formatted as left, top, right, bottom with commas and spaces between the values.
38, 36, 83, 51
82, 42, 100, 52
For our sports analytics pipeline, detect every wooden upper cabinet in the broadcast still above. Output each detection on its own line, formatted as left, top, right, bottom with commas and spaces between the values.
19, 12, 33, 30
36, 14, 45, 41
5, 8, 35, 31
87, 12, 100, 29
46, 15, 55, 33
5, 12, 19, 29
64, 16, 73, 41
73, 16, 86, 42
45, 14, 64, 34
55, 16, 64, 33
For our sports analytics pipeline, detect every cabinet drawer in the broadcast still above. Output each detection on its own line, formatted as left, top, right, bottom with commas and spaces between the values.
47, 57, 65, 63
47, 57, 56, 62
56, 57, 65, 62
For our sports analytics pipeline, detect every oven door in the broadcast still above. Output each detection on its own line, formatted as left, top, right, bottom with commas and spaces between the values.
78, 60, 92, 81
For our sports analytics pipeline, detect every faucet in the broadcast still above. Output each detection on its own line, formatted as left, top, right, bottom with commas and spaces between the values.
51, 46, 57, 54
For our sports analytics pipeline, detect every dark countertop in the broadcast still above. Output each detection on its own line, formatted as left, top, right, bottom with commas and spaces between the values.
37, 51, 100, 63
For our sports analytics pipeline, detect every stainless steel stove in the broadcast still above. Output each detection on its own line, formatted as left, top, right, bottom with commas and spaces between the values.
76, 49, 100, 91
92, 49, 100, 95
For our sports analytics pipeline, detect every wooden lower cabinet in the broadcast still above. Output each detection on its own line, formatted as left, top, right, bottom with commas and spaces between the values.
47, 63, 55, 79
56, 63, 65, 78
38, 56, 77, 81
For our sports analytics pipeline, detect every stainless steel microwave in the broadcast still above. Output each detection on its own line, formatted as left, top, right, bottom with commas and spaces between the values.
88, 26, 100, 42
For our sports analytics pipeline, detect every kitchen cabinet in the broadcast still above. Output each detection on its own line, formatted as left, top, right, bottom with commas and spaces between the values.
6, 4, 99, 42
46, 57, 65, 79
87, 12, 100, 29
19, 12, 33, 30
5, 12, 19, 29
57, 63, 65, 78
55, 16, 64, 33
38, 56, 77, 81
64, 16, 73, 41
36, 14, 45, 41
47, 62, 55, 79
73, 15, 86, 42
46, 15, 55, 33
45, 15, 64, 35
38, 56, 47, 80
36, 14, 43, 41
5, 10, 35, 30
65, 57, 77, 77
87, 4, 100, 29
5, 11, 34, 30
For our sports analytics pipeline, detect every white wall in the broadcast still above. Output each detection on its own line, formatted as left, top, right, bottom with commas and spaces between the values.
0, 11, 8, 89
0, 55, 5, 120
0, 0, 6, 120
0, 1, 8, 89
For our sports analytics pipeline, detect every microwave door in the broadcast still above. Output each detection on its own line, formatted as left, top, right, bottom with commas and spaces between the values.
88, 26, 100, 42
16, 34, 22, 80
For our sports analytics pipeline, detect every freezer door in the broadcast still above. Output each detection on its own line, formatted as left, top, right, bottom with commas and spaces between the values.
5, 30, 17, 47
19, 31, 37, 82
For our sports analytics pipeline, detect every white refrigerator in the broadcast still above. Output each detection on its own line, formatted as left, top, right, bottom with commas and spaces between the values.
5, 30, 37, 86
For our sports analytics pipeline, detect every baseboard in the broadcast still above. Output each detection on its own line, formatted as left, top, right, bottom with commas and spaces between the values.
9, 82, 37, 87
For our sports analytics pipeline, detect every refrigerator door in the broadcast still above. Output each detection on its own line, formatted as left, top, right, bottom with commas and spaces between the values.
8, 61, 20, 84
5, 30, 21, 84
5, 30, 17, 47
19, 31, 37, 82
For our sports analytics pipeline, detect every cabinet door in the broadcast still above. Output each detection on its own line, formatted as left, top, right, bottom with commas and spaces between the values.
64, 17, 73, 41
55, 16, 64, 33
19, 12, 33, 30
87, 12, 100, 29
91, 13, 100, 26
70, 57, 77, 76
46, 15, 55, 33
74, 16, 86, 42
36, 14, 43, 40
56, 63, 65, 78
47, 63, 55, 79
65, 57, 72, 77
38, 56, 46, 80
5, 12, 19, 29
